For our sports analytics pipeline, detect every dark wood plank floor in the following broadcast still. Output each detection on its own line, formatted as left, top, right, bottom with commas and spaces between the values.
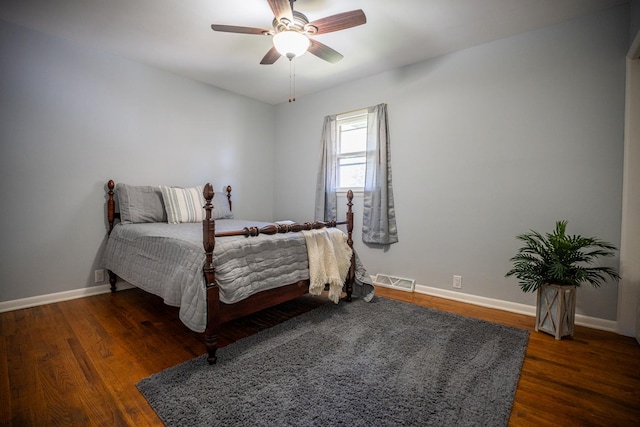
1, 286, 639, 426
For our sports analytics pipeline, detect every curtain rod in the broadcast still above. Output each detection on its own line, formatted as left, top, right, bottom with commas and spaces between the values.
337, 107, 368, 120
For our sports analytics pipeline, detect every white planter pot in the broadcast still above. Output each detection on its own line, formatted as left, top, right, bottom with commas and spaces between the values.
535, 284, 577, 339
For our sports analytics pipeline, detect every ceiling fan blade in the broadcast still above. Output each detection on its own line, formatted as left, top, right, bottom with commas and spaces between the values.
308, 9, 366, 35
211, 24, 269, 35
308, 39, 343, 64
267, 0, 293, 24
260, 46, 281, 65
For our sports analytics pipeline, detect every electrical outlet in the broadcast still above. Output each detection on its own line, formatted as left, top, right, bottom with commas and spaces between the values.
94, 269, 104, 283
453, 275, 462, 289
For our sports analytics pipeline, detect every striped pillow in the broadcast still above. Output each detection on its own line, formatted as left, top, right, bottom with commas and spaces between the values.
160, 185, 205, 224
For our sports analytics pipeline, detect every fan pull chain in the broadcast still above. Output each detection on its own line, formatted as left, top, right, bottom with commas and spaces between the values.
288, 57, 296, 102
288, 58, 292, 102
285, 53, 297, 102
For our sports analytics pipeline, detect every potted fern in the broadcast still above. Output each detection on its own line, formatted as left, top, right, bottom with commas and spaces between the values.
505, 220, 620, 339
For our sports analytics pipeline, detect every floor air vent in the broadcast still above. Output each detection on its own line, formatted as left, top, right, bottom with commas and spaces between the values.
373, 274, 415, 292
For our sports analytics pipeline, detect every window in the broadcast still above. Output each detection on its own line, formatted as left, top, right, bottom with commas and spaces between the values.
316, 103, 397, 244
336, 110, 367, 190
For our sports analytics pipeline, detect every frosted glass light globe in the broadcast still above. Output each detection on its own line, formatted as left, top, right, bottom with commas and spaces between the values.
273, 31, 310, 59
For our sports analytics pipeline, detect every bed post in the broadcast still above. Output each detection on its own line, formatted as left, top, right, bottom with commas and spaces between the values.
202, 183, 220, 365
226, 185, 232, 212
107, 180, 116, 235
345, 190, 354, 302
107, 180, 118, 293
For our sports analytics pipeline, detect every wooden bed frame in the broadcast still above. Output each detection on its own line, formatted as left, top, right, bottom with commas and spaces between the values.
105, 180, 355, 364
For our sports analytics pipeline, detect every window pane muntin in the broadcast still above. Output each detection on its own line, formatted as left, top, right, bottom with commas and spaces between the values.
338, 156, 365, 166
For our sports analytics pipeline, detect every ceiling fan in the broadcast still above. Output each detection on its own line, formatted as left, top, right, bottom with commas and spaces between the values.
211, 0, 367, 65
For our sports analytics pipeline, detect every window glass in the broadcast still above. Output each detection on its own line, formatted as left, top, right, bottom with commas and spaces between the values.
338, 157, 365, 189
340, 127, 366, 153
337, 111, 367, 190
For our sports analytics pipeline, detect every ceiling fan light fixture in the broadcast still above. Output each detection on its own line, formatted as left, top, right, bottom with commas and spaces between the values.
273, 30, 309, 59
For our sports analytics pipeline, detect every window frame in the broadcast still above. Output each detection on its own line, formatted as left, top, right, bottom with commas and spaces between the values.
336, 109, 368, 192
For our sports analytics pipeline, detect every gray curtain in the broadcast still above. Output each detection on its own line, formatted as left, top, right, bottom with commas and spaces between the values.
362, 103, 398, 244
315, 104, 398, 245
314, 115, 338, 221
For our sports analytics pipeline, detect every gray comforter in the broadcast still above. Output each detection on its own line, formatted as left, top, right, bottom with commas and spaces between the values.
102, 220, 309, 332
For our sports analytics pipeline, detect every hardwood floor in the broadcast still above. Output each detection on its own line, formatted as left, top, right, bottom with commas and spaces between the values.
1, 286, 639, 426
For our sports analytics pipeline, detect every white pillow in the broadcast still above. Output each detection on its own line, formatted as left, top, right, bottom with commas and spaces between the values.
160, 185, 205, 224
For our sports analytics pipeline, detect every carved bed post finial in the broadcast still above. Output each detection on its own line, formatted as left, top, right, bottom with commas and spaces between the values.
202, 183, 220, 364
203, 183, 216, 285
107, 180, 116, 235
226, 185, 232, 212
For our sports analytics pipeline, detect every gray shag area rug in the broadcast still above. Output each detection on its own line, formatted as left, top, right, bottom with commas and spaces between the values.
137, 297, 529, 426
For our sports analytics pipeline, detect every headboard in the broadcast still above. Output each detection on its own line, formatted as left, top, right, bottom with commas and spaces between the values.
106, 180, 232, 235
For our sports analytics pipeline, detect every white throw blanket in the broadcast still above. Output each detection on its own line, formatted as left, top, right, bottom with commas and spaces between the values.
301, 228, 353, 303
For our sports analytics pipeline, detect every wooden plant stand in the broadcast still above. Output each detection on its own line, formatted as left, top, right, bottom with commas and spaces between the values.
535, 284, 577, 339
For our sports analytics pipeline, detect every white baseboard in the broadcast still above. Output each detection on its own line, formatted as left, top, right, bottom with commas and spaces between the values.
413, 284, 618, 333
0, 282, 135, 313
1, 281, 618, 334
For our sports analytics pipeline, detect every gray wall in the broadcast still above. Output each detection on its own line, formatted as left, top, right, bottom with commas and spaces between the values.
0, 5, 629, 323
0, 20, 276, 302
273, 5, 628, 320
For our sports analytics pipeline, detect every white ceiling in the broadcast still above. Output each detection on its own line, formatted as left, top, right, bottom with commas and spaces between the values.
0, 0, 629, 105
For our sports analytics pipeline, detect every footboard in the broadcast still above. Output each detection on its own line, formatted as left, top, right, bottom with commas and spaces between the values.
202, 183, 355, 364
